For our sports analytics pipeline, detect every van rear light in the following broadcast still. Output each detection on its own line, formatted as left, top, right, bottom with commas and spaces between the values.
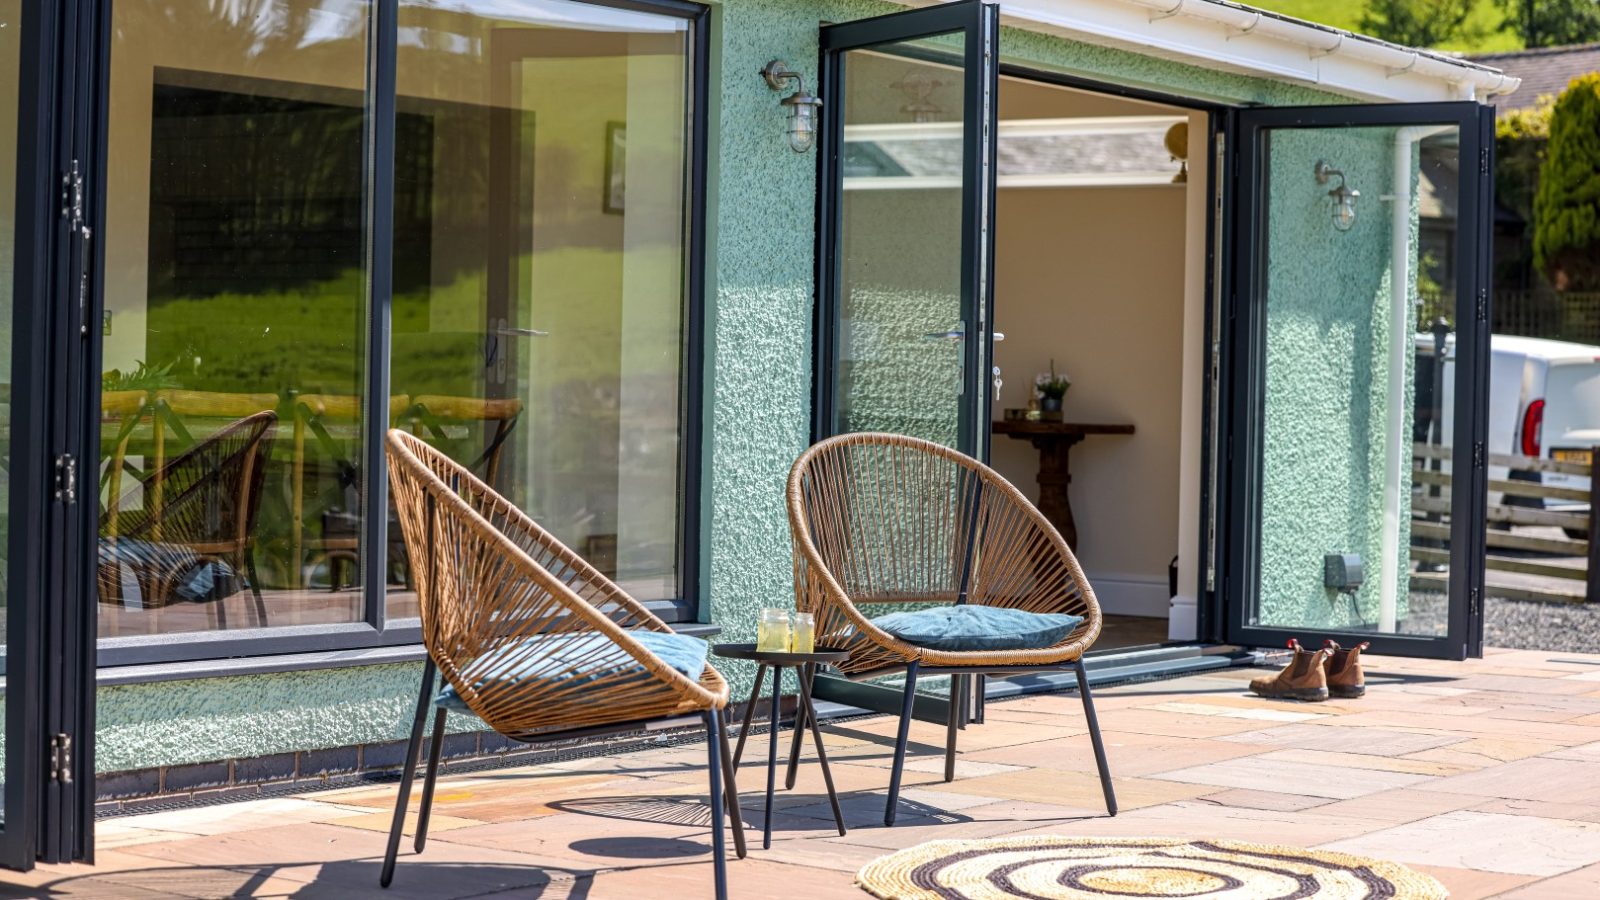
1521, 399, 1546, 457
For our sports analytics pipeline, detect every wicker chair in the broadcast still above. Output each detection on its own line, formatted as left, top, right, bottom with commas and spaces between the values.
382, 429, 745, 896
99, 410, 277, 628
787, 431, 1117, 825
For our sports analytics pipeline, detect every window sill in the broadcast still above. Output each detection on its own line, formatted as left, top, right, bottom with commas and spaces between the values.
95, 621, 723, 686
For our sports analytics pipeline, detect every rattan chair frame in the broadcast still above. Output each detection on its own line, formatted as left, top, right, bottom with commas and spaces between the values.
381, 429, 744, 896
99, 410, 277, 630
786, 431, 1117, 825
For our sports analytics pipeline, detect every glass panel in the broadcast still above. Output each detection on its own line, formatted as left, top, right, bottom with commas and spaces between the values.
0, 0, 19, 827
836, 47, 967, 447
1251, 125, 1462, 639
389, 0, 692, 613
97, 0, 370, 635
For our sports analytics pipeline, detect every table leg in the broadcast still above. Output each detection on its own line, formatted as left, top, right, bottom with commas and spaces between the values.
1031, 434, 1083, 550
732, 663, 766, 769
764, 664, 782, 850
797, 663, 846, 836
784, 663, 809, 789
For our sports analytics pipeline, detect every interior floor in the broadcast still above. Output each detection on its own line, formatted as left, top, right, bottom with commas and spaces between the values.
1092, 614, 1175, 652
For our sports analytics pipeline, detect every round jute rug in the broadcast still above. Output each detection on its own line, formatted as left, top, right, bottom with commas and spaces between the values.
855, 836, 1447, 899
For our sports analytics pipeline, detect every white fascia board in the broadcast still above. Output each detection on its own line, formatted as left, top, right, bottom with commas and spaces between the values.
905, 0, 1517, 104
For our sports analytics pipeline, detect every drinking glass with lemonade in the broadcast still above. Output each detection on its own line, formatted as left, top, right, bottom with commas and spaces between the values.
757, 608, 816, 653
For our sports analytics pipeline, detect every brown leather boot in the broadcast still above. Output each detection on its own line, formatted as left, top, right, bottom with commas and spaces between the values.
1324, 640, 1370, 699
1248, 640, 1330, 702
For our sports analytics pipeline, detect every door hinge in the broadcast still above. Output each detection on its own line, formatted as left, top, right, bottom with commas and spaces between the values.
1468, 586, 1481, 618
49, 733, 73, 784
55, 454, 77, 504
61, 160, 83, 229
1479, 147, 1489, 176
1472, 442, 1485, 469
1476, 287, 1488, 322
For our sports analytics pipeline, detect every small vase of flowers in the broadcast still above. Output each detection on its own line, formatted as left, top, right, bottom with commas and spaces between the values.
1034, 360, 1070, 421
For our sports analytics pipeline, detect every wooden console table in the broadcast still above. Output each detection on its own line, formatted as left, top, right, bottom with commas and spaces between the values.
991, 420, 1135, 551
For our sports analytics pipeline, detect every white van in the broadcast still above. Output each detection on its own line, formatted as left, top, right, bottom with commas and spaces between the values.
1418, 334, 1600, 515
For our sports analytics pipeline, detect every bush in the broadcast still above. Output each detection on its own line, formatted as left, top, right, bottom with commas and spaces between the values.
1535, 74, 1600, 291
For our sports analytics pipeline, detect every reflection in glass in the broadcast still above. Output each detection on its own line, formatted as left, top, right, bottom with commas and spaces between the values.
1252, 126, 1461, 638
388, 0, 692, 612
0, 0, 20, 826
97, 0, 370, 634
836, 49, 966, 446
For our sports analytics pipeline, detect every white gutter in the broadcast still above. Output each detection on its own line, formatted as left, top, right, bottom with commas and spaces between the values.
914, 0, 1520, 104
1378, 125, 1452, 634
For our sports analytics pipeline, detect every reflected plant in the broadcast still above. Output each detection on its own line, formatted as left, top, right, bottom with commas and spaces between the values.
103, 358, 181, 393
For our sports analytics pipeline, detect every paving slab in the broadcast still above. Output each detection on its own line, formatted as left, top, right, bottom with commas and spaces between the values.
1320, 809, 1600, 877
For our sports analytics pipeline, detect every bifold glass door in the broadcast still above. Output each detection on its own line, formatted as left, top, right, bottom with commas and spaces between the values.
815, 0, 998, 456
1224, 103, 1494, 659
2, 0, 97, 869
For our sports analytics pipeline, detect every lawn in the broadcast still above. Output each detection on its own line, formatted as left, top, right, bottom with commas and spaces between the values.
1253, 0, 1524, 54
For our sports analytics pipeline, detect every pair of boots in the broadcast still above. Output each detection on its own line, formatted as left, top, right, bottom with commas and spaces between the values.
1248, 639, 1368, 702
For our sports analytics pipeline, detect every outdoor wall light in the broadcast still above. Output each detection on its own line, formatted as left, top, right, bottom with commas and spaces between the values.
1315, 160, 1360, 232
762, 60, 823, 153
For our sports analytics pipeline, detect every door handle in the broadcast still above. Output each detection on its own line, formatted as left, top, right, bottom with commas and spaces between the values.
495, 327, 550, 338
993, 331, 1005, 342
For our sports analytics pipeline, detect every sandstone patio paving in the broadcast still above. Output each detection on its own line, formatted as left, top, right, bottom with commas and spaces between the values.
15, 648, 1600, 896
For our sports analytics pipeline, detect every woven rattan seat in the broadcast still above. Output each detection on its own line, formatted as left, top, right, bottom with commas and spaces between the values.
787, 432, 1118, 825
380, 429, 744, 896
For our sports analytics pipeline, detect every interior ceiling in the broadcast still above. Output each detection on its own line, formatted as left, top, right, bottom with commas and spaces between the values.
844, 72, 1194, 188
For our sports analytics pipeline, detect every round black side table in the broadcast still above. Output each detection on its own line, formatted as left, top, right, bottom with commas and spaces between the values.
712, 643, 850, 848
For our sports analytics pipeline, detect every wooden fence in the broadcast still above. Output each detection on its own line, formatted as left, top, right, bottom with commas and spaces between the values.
1410, 442, 1600, 604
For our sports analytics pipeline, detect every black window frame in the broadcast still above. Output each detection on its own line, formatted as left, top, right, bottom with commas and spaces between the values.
90, 0, 711, 669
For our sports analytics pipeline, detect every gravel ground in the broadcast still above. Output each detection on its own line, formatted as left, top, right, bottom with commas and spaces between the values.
1484, 596, 1600, 653
1293, 588, 1600, 654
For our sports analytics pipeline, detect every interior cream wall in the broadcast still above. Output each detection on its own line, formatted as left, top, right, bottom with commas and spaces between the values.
991, 183, 1187, 618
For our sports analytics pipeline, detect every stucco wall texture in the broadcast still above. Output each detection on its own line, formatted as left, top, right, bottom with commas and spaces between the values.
95, 0, 1372, 774
1256, 127, 1417, 632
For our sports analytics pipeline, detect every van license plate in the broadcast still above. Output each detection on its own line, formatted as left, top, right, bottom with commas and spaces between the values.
1553, 449, 1592, 465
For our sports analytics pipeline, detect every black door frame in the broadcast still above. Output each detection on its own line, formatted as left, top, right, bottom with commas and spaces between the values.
2, 0, 99, 871
1221, 102, 1494, 660
812, 0, 1000, 458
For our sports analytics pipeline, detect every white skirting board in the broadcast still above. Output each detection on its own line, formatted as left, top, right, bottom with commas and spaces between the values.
1084, 573, 1170, 618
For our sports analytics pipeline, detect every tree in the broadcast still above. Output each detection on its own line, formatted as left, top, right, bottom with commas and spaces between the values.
1359, 0, 1476, 47
1497, 0, 1600, 48
1534, 75, 1600, 291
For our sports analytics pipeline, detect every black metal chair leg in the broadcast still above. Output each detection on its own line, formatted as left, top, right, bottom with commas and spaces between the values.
704, 710, 729, 900
381, 659, 437, 887
784, 664, 810, 790
1074, 659, 1117, 817
413, 708, 447, 853
884, 662, 920, 827
944, 674, 962, 783
797, 664, 846, 836
245, 555, 269, 627
974, 674, 986, 724
763, 665, 782, 849
716, 710, 748, 859
732, 663, 767, 768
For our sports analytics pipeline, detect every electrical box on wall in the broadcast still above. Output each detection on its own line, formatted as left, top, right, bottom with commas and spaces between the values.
1324, 553, 1363, 593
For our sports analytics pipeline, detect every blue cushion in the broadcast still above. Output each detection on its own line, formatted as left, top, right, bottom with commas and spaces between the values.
436, 630, 708, 712
871, 605, 1084, 652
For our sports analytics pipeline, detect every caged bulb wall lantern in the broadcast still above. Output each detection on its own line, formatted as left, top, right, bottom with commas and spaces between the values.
1314, 159, 1359, 232
762, 59, 823, 153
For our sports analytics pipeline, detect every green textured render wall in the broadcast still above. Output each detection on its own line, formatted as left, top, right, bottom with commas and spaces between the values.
94, 0, 1376, 774
1255, 128, 1418, 631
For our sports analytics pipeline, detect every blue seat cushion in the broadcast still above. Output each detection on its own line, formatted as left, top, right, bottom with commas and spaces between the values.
435, 630, 708, 713
871, 605, 1084, 653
